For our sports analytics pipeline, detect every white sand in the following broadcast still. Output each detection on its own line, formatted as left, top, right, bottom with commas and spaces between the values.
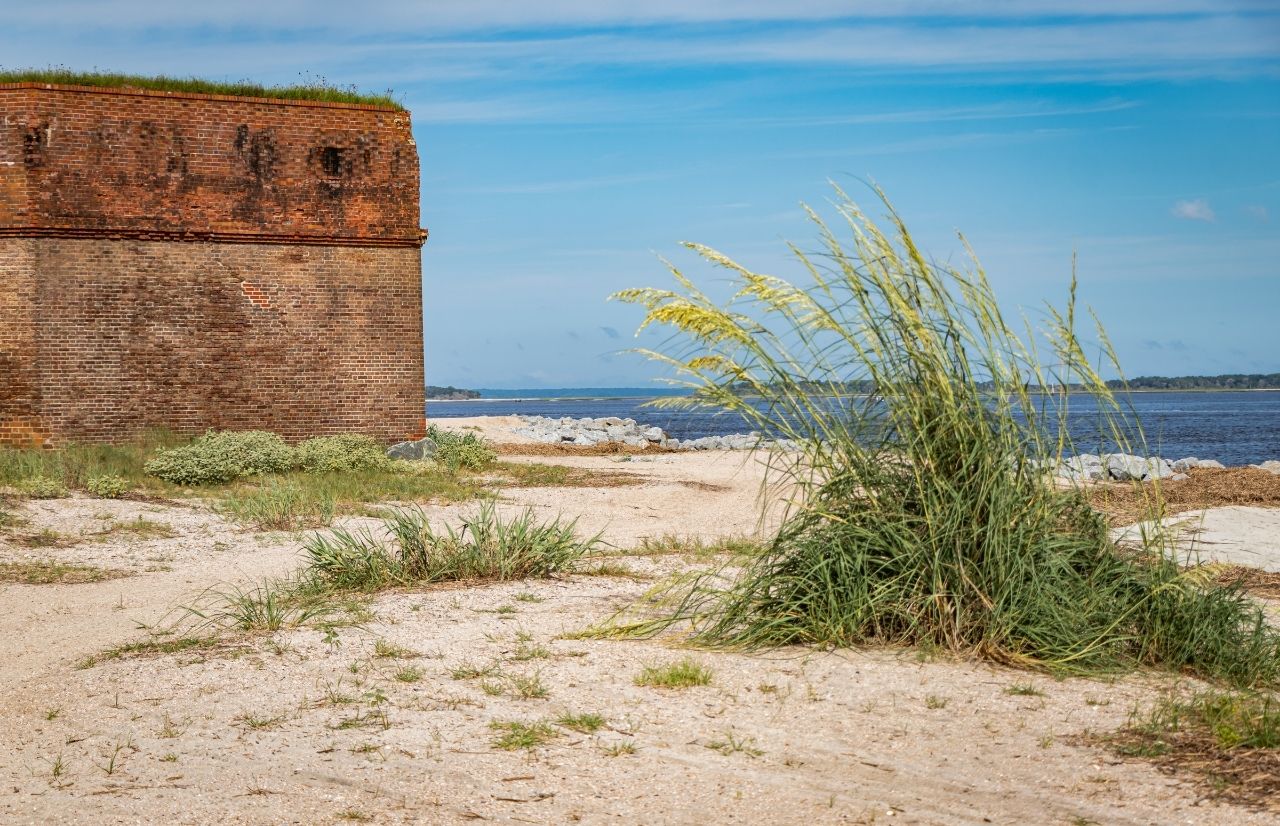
0, 423, 1276, 824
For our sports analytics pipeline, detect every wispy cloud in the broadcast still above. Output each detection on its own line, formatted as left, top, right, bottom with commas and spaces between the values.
1171, 199, 1216, 222
1245, 204, 1271, 222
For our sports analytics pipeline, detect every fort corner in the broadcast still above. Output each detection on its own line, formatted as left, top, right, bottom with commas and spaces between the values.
0, 82, 426, 447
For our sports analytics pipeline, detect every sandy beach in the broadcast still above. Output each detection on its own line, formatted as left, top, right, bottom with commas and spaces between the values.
0, 416, 1277, 825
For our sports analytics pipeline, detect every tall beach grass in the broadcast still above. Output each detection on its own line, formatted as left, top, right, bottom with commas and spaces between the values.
605, 186, 1279, 687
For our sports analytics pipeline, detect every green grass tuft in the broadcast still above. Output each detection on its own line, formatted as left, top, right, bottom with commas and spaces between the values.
489, 720, 560, 751
0, 68, 403, 109
634, 658, 713, 689
303, 501, 598, 591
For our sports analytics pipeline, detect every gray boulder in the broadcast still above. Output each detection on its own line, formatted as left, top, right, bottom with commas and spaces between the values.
1252, 460, 1280, 475
1171, 457, 1200, 472
1105, 453, 1174, 482
386, 436, 438, 461
1197, 459, 1225, 470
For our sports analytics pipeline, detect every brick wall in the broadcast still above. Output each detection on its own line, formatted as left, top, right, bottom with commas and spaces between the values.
0, 84, 420, 244
0, 240, 40, 445
0, 85, 425, 446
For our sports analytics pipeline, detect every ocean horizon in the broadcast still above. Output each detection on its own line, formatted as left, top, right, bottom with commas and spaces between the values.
427, 388, 1280, 466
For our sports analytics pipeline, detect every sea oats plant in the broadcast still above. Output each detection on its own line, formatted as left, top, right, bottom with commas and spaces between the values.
604, 186, 1279, 687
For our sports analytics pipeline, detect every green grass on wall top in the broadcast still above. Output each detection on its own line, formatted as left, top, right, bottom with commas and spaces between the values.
0, 68, 404, 109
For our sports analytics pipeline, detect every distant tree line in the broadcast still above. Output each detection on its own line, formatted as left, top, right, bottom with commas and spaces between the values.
1106, 373, 1280, 390
729, 373, 1280, 396
426, 385, 480, 400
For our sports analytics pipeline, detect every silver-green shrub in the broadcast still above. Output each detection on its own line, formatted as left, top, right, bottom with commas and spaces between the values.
296, 434, 390, 473
17, 475, 67, 499
86, 474, 130, 499
144, 431, 297, 486
425, 425, 495, 470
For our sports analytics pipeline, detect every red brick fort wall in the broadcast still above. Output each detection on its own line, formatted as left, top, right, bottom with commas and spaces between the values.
0, 84, 425, 446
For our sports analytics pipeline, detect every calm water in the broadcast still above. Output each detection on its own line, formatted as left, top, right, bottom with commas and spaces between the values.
427, 390, 1280, 465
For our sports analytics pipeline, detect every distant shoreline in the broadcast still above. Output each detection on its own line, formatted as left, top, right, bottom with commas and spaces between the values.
427, 387, 1280, 403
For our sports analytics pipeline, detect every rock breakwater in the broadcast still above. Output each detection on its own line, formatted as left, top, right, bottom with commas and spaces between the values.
512, 416, 796, 451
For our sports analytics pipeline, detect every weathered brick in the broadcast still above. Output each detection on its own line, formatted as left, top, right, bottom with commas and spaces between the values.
0, 84, 425, 447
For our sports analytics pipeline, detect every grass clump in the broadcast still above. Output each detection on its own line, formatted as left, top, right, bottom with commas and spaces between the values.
216, 480, 335, 530
303, 502, 598, 591
634, 658, 713, 689
145, 430, 295, 485
426, 425, 496, 471
85, 474, 130, 499
603, 185, 1280, 688
0, 67, 403, 109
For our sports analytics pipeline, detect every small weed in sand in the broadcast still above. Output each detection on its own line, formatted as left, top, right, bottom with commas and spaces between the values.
97, 741, 130, 776
338, 809, 373, 822
12, 528, 68, 549
511, 642, 550, 662
239, 713, 287, 730
160, 753, 178, 763
373, 639, 420, 659
394, 666, 424, 683
706, 730, 763, 757
158, 716, 185, 738
508, 672, 550, 700
925, 695, 949, 710
43, 708, 60, 721
576, 560, 647, 579
321, 680, 357, 706
632, 533, 762, 560
48, 753, 68, 782
452, 661, 501, 681
557, 712, 605, 733
1006, 683, 1046, 697
601, 741, 637, 757
77, 635, 231, 668
0, 561, 128, 585
92, 516, 176, 541
634, 658, 713, 689
514, 591, 545, 603
490, 720, 560, 751
334, 710, 390, 731
480, 680, 505, 697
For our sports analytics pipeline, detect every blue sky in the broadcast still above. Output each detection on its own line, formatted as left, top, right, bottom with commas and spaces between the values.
3, 2, 1278, 388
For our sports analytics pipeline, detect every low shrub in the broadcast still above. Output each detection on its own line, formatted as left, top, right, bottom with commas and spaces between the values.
16, 475, 67, 499
296, 434, 390, 473
426, 425, 495, 471
144, 430, 296, 485
85, 474, 130, 499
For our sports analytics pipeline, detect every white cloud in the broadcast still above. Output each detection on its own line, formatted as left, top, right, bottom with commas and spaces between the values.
1171, 199, 1216, 222
1246, 204, 1271, 222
